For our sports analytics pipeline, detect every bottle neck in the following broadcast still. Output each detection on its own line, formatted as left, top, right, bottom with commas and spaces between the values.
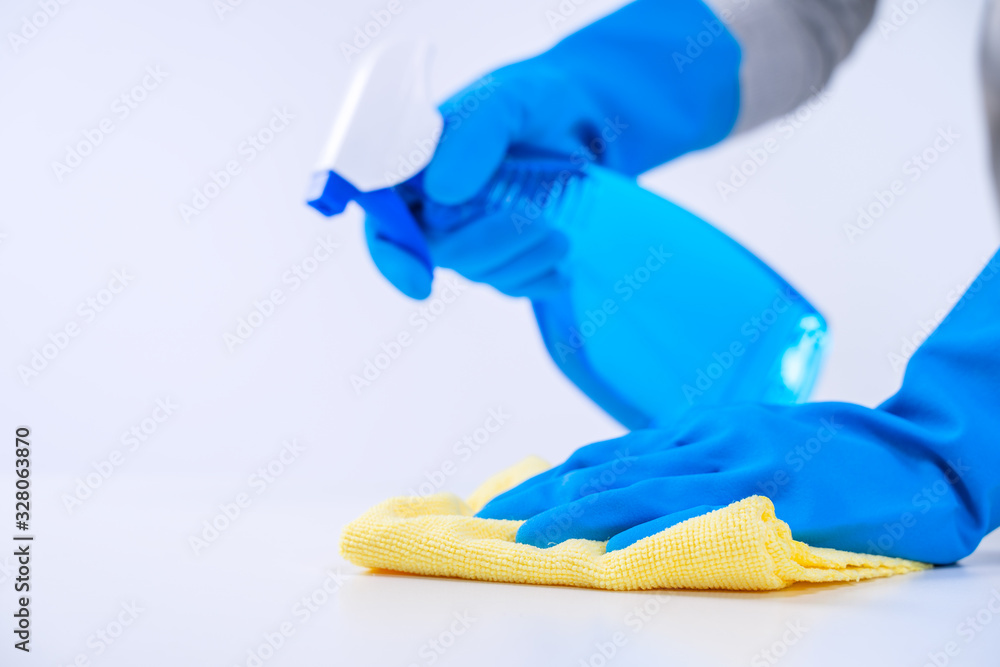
410, 158, 587, 232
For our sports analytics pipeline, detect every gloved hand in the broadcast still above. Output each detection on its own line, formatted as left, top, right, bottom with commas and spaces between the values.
366, 0, 743, 299
478, 251, 1000, 564
370, 167, 574, 301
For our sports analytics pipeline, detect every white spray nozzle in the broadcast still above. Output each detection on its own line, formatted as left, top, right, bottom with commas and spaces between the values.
315, 39, 443, 193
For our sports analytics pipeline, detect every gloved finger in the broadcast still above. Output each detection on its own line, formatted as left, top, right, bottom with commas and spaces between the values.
605, 505, 726, 552
561, 430, 682, 466
491, 269, 566, 301
425, 64, 595, 207
427, 209, 554, 275
474, 231, 569, 292
480, 431, 686, 507
480, 449, 719, 520
424, 88, 521, 206
365, 214, 433, 300
514, 475, 741, 547
477, 446, 716, 521
559, 448, 721, 497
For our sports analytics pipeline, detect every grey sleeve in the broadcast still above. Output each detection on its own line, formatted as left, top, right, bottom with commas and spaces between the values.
981, 0, 1000, 198
705, 0, 879, 132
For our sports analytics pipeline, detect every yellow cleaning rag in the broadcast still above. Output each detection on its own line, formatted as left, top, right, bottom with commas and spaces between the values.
341, 457, 930, 591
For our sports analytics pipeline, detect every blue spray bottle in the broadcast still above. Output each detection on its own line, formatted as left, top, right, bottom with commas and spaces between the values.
307, 41, 828, 429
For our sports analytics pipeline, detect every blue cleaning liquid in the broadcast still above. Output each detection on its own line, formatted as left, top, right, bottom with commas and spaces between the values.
413, 159, 828, 429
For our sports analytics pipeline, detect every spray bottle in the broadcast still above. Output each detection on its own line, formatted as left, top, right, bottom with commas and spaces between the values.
306, 41, 828, 429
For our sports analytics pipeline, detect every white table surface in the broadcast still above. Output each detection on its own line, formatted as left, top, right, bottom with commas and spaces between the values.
22, 473, 1000, 667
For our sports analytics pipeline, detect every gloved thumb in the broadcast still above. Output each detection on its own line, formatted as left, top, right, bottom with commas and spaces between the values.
364, 213, 433, 300
423, 80, 517, 206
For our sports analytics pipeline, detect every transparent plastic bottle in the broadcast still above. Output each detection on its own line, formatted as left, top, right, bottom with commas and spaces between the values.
410, 158, 828, 429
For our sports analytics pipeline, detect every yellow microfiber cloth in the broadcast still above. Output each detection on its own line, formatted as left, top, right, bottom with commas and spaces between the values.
341, 456, 930, 591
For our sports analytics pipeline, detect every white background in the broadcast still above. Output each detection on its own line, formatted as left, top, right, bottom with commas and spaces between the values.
1, 0, 999, 665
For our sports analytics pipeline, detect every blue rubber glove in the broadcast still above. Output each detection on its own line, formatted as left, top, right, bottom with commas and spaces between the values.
478, 251, 1000, 565
374, 169, 574, 301
365, 0, 742, 299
